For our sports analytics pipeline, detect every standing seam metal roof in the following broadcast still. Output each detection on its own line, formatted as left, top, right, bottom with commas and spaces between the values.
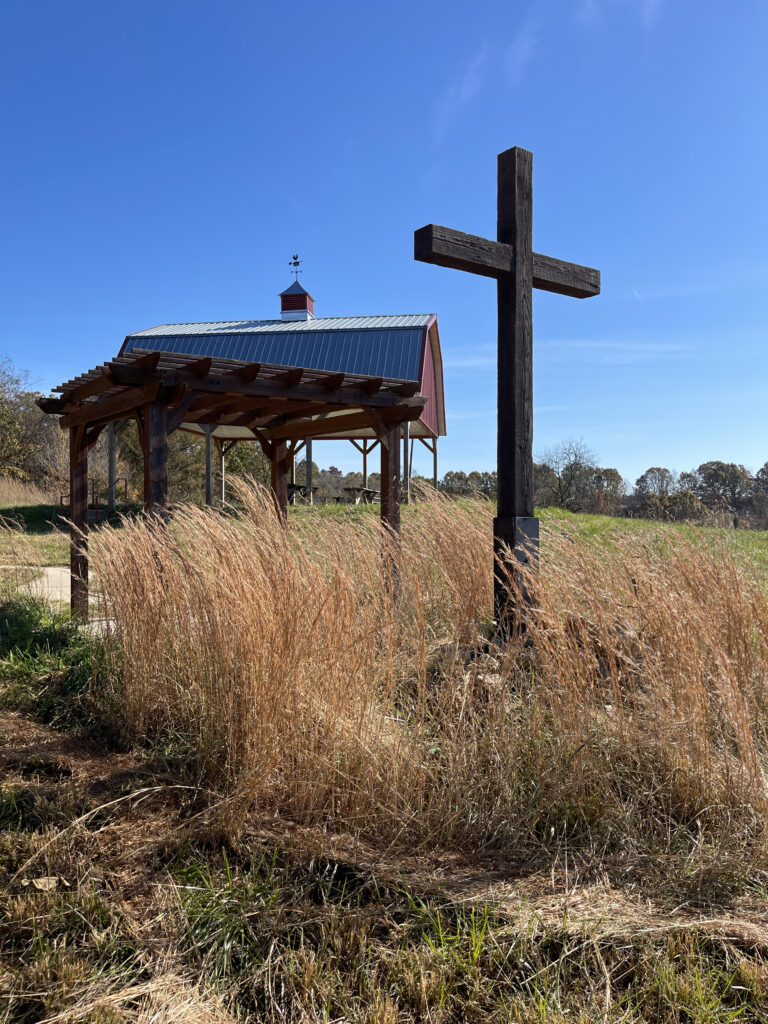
122, 315, 435, 382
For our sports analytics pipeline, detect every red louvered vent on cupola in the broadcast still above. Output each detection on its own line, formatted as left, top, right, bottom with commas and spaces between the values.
279, 280, 315, 321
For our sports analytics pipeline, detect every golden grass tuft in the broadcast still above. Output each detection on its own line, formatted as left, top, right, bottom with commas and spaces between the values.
0, 476, 57, 507
90, 483, 768, 863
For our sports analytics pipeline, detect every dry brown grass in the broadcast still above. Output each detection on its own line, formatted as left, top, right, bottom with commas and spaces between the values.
0, 477, 57, 508
88, 483, 768, 871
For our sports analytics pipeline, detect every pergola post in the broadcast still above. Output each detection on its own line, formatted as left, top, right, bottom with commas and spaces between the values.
380, 422, 401, 532
271, 440, 289, 520
204, 425, 213, 505
217, 439, 226, 502
69, 426, 89, 618
433, 437, 438, 489
306, 437, 313, 503
107, 422, 116, 510
402, 423, 410, 503
142, 401, 168, 513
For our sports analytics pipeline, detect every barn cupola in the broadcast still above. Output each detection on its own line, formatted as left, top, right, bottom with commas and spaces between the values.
279, 280, 315, 321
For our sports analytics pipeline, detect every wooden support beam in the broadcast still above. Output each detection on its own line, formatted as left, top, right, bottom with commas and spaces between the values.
142, 401, 168, 513
167, 390, 199, 433
60, 382, 162, 429
183, 357, 213, 378
402, 422, 411, 503
264, 402, 425, 444
275, 367, 303, 387
321, 373, 345, 391
271, 440, 290, 521
224, 361, 261, 383
390, 381, 420, 397
362, 377, 384, 396
418, 436, 439, 488
69, 426, 89, 618
68, 370, 116, 404
106, 366, 409, 411
107, 422, 116, 509
380, 421, 401, 533
125, 351, 161, 373
204, 425, 213, 505
37, 396, 67, 414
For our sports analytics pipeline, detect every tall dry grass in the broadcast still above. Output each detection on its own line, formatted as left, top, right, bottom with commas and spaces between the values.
0, 475, 57, 507
90, 484, 768, 864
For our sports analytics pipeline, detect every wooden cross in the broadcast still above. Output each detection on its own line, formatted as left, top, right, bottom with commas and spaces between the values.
414, 146, 600, 626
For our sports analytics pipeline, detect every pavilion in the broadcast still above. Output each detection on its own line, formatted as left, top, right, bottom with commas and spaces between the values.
37, 279, 446, 616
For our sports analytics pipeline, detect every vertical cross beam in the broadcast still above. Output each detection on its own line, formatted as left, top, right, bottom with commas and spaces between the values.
380, 423, 401, 532
271, 440, 289, 520
494, 148, 538, 623
69, 426, 89, 618
142, 401, 168, 513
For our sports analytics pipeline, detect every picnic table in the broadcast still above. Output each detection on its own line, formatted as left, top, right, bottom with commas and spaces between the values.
287, 484, 318, 504
343, 486, 380, 506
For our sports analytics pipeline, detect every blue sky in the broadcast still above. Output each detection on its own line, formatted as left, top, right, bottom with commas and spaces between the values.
1, 0, 766, 483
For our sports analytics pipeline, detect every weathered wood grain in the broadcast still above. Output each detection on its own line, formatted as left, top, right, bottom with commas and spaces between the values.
414, 224, 599, 298
142, 401, 168, 513
69, 426, 89, 619
380, 421, 401, 533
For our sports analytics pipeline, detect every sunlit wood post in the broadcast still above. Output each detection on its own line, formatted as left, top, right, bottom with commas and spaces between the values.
142, 401, 168, 514
107, 421, 116, 509
204, 425, 213, 504
380, 422, 401, 532
69, 426, 89, 618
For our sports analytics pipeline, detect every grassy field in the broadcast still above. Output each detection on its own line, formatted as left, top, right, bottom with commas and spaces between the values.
2, 489, 768, 1022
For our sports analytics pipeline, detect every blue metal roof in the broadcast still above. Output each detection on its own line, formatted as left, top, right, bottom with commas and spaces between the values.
123, 315, 434, 381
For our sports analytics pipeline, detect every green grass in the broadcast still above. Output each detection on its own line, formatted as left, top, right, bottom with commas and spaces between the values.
540, 506, 768, 585
0, 598, 104, 735
0, 501, 142, 567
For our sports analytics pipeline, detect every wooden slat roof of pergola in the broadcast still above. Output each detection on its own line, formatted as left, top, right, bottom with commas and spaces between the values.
38, 347, 427, 442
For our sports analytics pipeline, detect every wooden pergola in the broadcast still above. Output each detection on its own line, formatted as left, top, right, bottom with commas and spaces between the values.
39, 348, 426, 616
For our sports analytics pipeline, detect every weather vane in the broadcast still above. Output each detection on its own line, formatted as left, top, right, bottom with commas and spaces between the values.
289, 254, 302, 279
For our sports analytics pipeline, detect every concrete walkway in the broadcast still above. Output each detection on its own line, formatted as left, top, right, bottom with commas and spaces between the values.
23, 566, 74, 604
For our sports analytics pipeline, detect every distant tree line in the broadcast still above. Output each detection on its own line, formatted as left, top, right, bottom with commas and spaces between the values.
438, 438, 768, 531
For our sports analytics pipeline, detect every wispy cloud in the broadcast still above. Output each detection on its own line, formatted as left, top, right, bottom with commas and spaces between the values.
443, 349, 495, 369
433, 44, 489, 145
640, 0, 664, 27
504, 22, 537, 89
575, 0, 664, 28
447, 410, 495, 422
538, 337, 692, 365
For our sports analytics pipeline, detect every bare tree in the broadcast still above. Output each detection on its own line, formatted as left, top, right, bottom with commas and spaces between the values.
537, 438, 599, 512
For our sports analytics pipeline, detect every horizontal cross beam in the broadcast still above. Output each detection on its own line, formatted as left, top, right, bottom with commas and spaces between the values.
414, 223, 600, 299
59, 383, 162, 429
105, 365, 416, 411
263, 401, 425, 443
